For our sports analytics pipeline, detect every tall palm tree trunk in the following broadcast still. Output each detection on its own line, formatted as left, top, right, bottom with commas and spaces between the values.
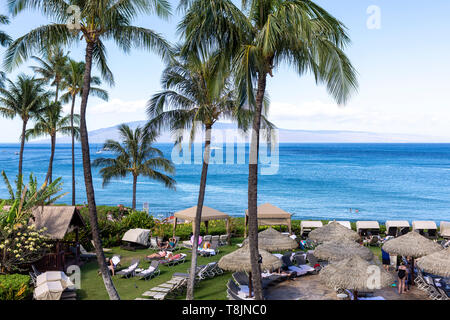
247, 72, 267, 300
45, 134, 56, 184
18, 119, 27, 178
132, 174, 138, 210
80, 41, 120, 300
70, 94, 76, 206
186, 124, 212, 300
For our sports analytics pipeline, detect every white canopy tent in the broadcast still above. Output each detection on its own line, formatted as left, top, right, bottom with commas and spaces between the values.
122, 228, 151, 246
244, 203, 292, 238
327, 221, 351, 229
385, 221, 410, 237
356, 221, 380, 236
300, 221, 323, 237
440, 221, 450, 239
412, 221, 438, 239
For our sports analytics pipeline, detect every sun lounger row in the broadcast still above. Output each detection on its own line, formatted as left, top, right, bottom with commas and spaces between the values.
415, 269, 450, 300
140, 276, 188, 300
173, 262, 223, 281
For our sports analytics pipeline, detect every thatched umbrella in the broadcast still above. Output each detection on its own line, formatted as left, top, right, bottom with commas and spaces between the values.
382, 231, 443, 284
218, 245, 282, 297
242, 227, 298, 252
308, 221, 360, 243
416, 247, 450, 277
319, 255, 395, 300
314, 240, 374, 262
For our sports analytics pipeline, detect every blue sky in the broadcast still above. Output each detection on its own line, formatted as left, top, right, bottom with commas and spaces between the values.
1, 0, 450, 142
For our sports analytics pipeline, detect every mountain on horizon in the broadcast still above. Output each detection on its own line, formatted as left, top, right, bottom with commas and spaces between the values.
32, 120, 447, 144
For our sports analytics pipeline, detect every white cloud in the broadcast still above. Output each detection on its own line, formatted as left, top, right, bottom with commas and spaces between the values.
268, 100, 450, 139
88, 99, 147, 114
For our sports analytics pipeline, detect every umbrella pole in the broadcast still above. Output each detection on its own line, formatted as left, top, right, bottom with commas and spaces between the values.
354, 290, 358, 300
248, 272, 253, 298
411, 257, 415, 286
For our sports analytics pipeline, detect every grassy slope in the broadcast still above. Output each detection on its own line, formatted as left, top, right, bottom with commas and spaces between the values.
78, 238, 244, 300
78, 238, 383, 300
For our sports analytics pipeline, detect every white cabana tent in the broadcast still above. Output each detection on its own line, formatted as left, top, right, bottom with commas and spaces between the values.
244, 203, 292, 238
412, 221, 438, 239
122, 228, 151, 246
440, 221, 450, 239
356, 221, 380, 236
173, 206, 230, 236
385, 221, 410, 237
327, 221, 351, 229
300, 221, 323, 237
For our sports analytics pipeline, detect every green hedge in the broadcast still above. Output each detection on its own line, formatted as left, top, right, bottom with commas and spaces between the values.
0, 274, 32, 300
65, 205, 395, 249
65, 206, 155, 249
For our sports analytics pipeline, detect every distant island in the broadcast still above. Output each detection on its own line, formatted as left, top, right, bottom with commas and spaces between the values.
32, 120, 448, 144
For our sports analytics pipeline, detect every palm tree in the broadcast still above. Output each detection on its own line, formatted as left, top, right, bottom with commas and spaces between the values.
25, 100, 79, 184
5, 0, 173, 300
0, 14, 12, 87
93, 124, 175, 210
147, 49, 272, 299
0, 74, 51, 178
31, 45, 69, 103
179, 0, 358, 299
61, 59, 109, 206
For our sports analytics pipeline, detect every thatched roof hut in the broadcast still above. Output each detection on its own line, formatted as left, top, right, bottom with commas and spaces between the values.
382, 231, 442, 258
308, 221, 360, 243
218, 245, 282, 272
313, 240, 374, 262
31, 206, 85, 240
416, 247, 450, 277
242, 227, 298, 252
319, 255, 395, 295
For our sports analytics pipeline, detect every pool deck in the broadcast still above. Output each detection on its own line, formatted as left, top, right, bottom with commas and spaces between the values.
265, 272, 430, 300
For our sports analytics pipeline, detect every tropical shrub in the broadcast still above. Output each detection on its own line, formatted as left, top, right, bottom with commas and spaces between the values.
0, 172, 65, 273
0, 221, 51, 273
0, 274, 32, 300
74, 207, 155, 248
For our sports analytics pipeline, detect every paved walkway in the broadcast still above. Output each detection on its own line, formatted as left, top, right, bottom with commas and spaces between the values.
265, 273, 430, 300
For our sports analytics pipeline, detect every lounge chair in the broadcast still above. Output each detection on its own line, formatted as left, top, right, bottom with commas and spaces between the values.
137, 261, 160, 280
159, 253, 187, 266
116, 259, 140, 278
79, 245, 97, 259
219, 234, 229, 246
232, 272, 249, 286
203, 235, 212, 242
91, 240, 112, 252
149, 237, 159, 249
211, 235, 220, 243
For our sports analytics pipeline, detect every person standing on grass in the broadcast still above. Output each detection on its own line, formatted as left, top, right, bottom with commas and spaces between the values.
381, 248, 391, 271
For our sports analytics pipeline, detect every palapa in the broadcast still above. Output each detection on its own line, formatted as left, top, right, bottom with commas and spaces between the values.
416, 247, 450, 277
319, 255, 395, 297
308, 221, 360, 243
242, 227, 298, 252
382, 231, 442, 258
313, 240, 373, 261
218, 245, 282, 272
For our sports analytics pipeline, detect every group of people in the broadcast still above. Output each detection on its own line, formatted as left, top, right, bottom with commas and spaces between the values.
381, 248, 414, 295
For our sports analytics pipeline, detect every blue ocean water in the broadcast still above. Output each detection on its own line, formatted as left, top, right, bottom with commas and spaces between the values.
0, 143, 449, 223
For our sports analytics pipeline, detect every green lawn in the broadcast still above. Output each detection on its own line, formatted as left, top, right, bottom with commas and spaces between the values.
77, 239, 244, 300
77, 239, 384, 300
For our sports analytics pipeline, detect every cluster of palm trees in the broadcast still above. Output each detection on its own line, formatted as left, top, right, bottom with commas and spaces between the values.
0, 45, 108, 202
0, 0, 358, 301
